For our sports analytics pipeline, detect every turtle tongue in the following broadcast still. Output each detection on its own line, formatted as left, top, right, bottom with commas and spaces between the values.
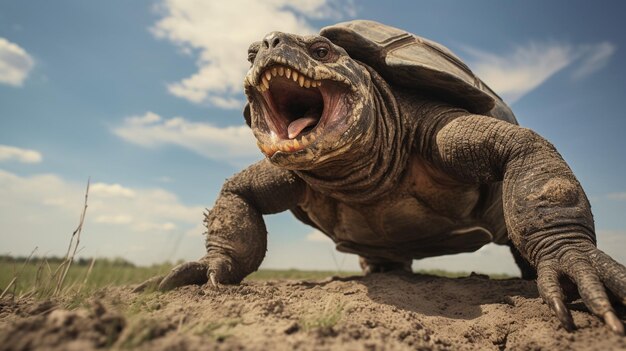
287, 107, 321, 139
287, 117, 318, 139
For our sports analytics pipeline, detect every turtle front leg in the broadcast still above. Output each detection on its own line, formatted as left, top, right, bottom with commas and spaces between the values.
158, 188, 269, 290
422, 113, 626, 334
135, 159, 305, 292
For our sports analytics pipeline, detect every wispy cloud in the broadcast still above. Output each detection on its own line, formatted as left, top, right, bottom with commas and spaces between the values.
151, 0, 354, 108
0, 145, 42, 163
0, 169, 205, 264
306, 230, 332, 242
94, 214, 133, 225
463, 41, 616, 104
607, 192, 626, 201
0, 37, 34, 87
113, 111, 260, 164
414, 243, 521, 275
90, 183, 137, 198
258, 228, 358, 271
571, 42, 616, 80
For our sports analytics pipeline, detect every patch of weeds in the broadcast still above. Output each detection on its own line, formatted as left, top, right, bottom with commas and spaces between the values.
125, 292, 167, 316
61, 289, 92, 310
301, 298, 344, 332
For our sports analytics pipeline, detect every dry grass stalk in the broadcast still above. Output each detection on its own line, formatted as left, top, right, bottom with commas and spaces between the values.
0, 277, 17, 299
54, 177, 90, 295
78, 257, 97, 293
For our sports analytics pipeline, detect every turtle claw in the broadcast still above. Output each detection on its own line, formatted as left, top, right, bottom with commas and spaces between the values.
157, 261, 209, 291
133, 275, 165, 293
603, 311, 625, 335
536, 246, 626, 335
549, 297, 575, 332
209, 272, 220, 290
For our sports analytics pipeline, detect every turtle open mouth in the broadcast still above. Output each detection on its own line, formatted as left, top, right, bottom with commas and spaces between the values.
252, 65, 351, 156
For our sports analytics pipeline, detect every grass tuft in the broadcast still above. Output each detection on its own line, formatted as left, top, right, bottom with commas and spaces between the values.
0, 257, 176, 301
301, 298, 344, 331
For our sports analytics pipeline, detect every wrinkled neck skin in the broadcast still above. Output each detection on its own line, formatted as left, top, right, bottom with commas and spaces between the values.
295, 65, 413, 204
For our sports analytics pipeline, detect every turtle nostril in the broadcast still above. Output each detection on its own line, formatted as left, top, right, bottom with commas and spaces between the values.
262, 33, 283, 49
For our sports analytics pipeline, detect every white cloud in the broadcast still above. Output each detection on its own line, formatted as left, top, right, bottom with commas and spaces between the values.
464, 41, 615, 104
94, 214, 133, 225
306, 229, 332, 242
297, 229, 624, 276
0, 145, 42, 163
415, 243, 520, 275
416, 231, 626, 276
0, 37, 34, 87
185, 222, 206, 237
464, 43, 573, 104
113, 111, 260, 164
606, 192, 626, 201
126, 111, 162, 125
0, 169, 206, 265
133, 221, 177, 232
261, 224, 359, 272
264, 226, 626, 275
571, 42, 616, 80
90, 183, 136, 198
151, 0, 354, 108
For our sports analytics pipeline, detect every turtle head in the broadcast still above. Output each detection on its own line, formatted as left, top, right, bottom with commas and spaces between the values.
244, 31, 375, 170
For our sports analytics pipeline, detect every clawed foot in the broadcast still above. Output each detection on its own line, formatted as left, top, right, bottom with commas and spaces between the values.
133, 261, 223, 293
359, 256, 412, 275
159, 261, 212, 291
536, 246, 625, 335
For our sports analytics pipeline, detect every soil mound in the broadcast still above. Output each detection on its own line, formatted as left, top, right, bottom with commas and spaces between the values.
1, 273, 624, 350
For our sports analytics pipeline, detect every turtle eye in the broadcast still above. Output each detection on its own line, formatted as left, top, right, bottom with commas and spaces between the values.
310, 42, 332, 61
314, 47, 328, 59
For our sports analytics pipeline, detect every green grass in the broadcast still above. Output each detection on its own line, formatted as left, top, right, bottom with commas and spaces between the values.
0, 260, 356, 298
301, 298, 344, 331
0, 257, 512, 301
0, 258, 175, 299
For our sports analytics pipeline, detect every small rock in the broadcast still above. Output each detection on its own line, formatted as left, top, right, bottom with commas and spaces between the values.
284, 321, 299, 334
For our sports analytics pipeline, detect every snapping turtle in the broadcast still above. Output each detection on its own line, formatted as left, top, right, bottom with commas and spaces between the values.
142, 20, 626, 334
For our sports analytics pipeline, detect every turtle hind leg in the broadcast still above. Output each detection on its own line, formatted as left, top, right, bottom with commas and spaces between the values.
359, 256, 412, 275
508, 241, 537, 280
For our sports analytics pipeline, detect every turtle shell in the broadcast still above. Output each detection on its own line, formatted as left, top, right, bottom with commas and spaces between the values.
320, 20, 517, 124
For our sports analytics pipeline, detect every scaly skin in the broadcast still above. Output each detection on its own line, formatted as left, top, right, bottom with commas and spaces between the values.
138, 28, 626, 335
412, 105, 623, 333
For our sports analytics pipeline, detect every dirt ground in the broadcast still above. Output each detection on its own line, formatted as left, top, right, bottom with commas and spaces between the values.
1, 272, 625, 350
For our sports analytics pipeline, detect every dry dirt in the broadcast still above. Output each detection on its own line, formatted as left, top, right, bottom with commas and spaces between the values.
1, 272, 624, 350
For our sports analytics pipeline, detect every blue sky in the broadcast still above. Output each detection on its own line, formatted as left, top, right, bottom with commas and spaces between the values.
1, 1, 625, 275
